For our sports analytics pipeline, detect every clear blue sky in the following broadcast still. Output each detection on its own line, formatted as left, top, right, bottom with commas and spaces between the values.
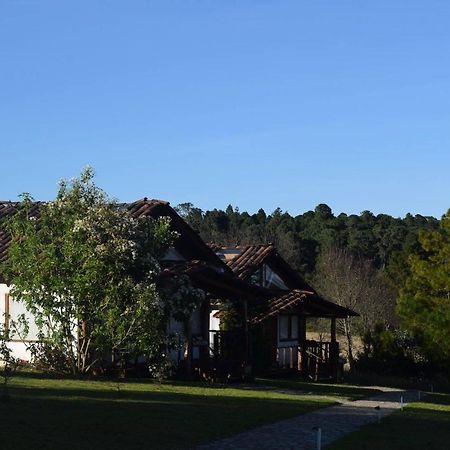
1, 1, 449, 218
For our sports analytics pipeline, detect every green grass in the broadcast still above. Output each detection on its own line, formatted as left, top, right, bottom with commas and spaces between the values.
345, 371, 450, 393
0, 372, 334, 450
255, 377, 382, 401
326, 392, 450, 450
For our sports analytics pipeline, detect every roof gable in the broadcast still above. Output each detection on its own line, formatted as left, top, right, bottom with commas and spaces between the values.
126, 199, 229, 270
217, 244, 313, 291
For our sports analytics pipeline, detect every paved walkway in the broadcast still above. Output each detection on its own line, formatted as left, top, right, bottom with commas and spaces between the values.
198, 388, 419, 450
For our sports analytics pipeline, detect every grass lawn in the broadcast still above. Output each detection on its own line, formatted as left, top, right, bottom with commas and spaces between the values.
326, 392, 450, 450
0, 372, 334, 450
255, 377, 382, 401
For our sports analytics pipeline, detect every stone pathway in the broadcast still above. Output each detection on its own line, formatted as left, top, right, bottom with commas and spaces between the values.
198, 388, 419, 450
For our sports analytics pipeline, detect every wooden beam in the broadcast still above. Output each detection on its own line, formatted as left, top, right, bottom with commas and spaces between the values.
299, 315, 307, 374
331, 317, 337, 343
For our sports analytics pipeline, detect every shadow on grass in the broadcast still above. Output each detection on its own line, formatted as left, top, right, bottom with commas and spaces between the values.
424, 393, 450, 406
11, 370, 385, 399
254, 377, 382, 400
11, 369, 256, 391
0, 380, 330, 450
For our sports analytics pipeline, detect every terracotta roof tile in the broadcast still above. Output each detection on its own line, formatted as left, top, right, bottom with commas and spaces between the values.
211, 243, 314, 292
250, 289, 359, 324
225, 244, 276, 279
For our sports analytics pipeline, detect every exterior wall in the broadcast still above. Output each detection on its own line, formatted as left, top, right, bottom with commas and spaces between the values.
276, 314, 299, 368
209, 309, 220, 357
167, 308, 203, 364
2, 282, 207, 368
209, 310, 220, 331
167, 317, 185, 364
0, 283, 33, 362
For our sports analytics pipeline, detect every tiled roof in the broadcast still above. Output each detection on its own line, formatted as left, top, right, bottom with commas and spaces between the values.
125, 198, 170, 218
250, 289, 359, 324
225, 244, 276, 279
214, 244, 314, 292
161, 260, 273, 301
126, 199, 229, 269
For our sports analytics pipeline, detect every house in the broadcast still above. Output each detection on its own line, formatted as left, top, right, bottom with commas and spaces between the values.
0, 199, 263, 379
1, 199, 357, 382
211, 244, 358, 380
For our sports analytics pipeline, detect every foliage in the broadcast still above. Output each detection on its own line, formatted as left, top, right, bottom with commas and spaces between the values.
0, 324, 17, 401
160, 274, 205, 323
218, 300, 244, 331
2, 168, 179, 374
354, 324, 423, 377
313, 247, 397, 367
397, 209, 450, 369
178, 202, 439, 277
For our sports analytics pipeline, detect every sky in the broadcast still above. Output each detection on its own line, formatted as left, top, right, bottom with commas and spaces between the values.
1, 1, 449, 218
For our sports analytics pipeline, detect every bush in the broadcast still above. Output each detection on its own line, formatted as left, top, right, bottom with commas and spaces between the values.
354, 324, 426, 377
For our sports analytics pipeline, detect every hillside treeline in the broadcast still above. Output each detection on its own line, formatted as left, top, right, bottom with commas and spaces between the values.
176, 202, 438, 283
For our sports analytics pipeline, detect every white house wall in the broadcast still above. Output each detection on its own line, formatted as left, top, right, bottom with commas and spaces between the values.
0, 283, 33, 362
167, 308, 203, 363
277, 314, 299, 368
2, 282, 206, 366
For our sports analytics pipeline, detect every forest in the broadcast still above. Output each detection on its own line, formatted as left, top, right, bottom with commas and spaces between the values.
177, 202, 449, 377
176, 202, 438, 276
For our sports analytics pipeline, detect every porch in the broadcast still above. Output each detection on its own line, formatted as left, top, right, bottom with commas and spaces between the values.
277, 340, 340, 381
188, 329, 251, 381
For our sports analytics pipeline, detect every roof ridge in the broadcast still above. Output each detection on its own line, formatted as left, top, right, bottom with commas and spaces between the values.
130, 197, 170, 205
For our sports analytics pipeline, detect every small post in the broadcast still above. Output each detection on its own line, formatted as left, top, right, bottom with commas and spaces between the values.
375, 406, 381, 424
400, 395, 403, 410
312, 426, 322, 450
430, 384, 434, 393
417, 390, 421, 401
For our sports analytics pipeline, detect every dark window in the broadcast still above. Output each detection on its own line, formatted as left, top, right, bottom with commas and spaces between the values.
279, 315, 299, 341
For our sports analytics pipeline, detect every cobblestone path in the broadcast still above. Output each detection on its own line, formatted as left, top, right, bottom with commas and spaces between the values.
198, 388, 418, 450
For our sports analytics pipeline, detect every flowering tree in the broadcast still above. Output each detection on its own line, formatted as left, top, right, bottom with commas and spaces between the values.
2, 168, 180, 374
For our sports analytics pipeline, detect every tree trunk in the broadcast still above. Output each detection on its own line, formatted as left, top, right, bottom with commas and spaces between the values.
343, 318, 354, 370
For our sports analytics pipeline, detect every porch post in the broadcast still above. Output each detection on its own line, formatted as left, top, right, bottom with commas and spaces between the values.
243, 300, 250, 360
299, 316, 307, 374
199, 299, 209, 362
331, 317, 336, 343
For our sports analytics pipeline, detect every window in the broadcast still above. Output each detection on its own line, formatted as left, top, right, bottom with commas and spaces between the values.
279, 315, 299, 341
263, 265, 289, 290
249, 265, 289, 290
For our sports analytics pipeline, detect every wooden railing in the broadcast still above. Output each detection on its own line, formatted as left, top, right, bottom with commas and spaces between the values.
276, 346, 298, 369
301, 340, 339, 381
209, 330, 248, 362
276, 340, 339, 381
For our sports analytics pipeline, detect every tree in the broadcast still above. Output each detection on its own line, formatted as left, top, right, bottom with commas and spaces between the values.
2, 168, 179, 374
397, 209, 450, 368
314, 247, 396, 368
